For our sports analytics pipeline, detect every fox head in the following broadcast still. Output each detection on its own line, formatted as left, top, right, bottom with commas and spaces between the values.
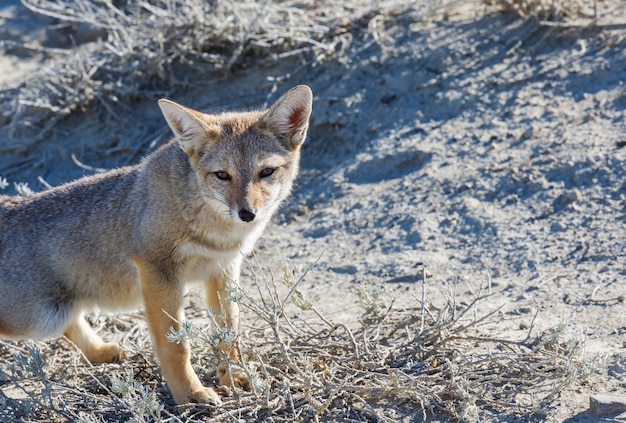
158, 85, 312, 225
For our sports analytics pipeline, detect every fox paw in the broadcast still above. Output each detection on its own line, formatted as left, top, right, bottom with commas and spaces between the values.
217, 363, 251, 392
85, 341, 123, 364
187, 387, 222, 406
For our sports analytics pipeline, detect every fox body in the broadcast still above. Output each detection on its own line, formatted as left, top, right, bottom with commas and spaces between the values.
0, 85, 313, 404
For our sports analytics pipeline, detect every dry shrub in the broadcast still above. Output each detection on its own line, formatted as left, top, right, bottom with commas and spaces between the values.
483, 0, 597, 20
0, 0, 614, 146
2, 0, 411, 143
0, 263, 605, 422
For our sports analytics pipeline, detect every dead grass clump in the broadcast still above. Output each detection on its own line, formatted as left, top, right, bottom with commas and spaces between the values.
8, 0, 321, 140
0, 263, 605, 422
3, 0, 407, 143
483, 0, 598, 20
226, 264, 605, 421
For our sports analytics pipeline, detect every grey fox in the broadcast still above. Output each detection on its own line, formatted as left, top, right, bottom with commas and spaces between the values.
0, 85, 313, 405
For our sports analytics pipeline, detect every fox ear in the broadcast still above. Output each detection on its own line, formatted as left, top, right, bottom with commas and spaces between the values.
158, 99, 216, 158
262, 85, 312, 150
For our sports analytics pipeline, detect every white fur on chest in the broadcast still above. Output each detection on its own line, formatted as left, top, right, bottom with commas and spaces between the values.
177, 241, 241, 283
179, 216, 269, 282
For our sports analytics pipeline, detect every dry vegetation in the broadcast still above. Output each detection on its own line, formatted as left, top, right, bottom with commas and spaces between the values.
0, 0, 614, 421
482, 0, 599, 20
0, 0, 604, 142
3, 0, 412, 142
0, 262, 606, 422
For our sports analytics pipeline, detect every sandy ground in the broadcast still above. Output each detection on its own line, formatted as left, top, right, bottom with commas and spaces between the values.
1, 0, 625, 421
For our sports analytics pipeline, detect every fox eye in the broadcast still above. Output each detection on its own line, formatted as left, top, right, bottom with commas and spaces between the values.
214, 171, 231, 181
259, 167, 275, 178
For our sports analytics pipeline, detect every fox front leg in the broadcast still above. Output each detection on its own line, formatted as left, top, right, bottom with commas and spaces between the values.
205, 273, 251, 392
134, 258, 221, 405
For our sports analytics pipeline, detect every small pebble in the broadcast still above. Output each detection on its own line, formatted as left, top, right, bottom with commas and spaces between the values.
556, 189, 583, 206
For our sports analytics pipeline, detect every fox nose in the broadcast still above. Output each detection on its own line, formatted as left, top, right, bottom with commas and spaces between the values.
238, 208, 256, 222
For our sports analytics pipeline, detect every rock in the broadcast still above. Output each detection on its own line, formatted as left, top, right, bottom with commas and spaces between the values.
554, 189, 583, 211
329, 264, 358, 275
589, 394, 626, 416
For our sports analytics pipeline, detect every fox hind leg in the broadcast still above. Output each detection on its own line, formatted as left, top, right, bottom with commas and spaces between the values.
64, 311, 121, 363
